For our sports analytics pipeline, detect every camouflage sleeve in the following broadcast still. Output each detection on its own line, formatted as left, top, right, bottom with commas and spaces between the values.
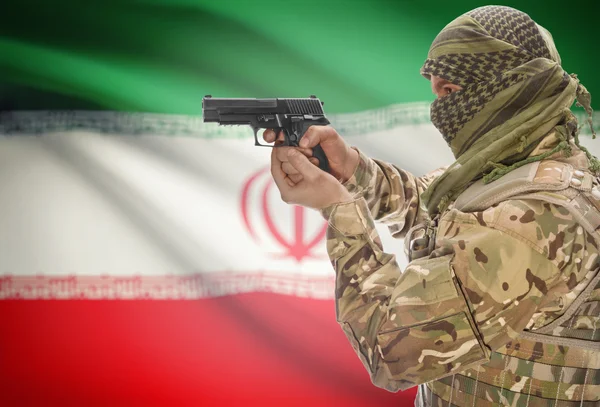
321, 197, 581, 392
343, 147, 446, 237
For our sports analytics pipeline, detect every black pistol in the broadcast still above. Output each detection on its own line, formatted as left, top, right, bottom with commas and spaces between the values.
202, 95, 330, 172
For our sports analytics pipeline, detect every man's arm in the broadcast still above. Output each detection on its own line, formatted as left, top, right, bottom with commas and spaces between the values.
263, 126, 447, 238
343, 148, 446, 237
321, 197, 590, 392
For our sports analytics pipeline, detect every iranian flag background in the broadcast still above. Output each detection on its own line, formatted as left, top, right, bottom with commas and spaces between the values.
0, 1, 598, 406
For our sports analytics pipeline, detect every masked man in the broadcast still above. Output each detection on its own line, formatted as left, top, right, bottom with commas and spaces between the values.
265, 5, 599, 406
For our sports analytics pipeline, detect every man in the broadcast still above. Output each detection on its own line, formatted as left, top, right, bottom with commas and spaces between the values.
265, 5, 599, 406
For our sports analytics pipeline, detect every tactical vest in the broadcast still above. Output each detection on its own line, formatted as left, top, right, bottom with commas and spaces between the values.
407, 160, 600, 406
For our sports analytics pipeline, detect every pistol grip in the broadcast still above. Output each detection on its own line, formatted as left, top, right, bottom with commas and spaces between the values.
311, 144, 330, 173
294, 118, 331, 173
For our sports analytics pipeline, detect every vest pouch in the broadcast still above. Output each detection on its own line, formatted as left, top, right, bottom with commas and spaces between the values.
375, 254, 489, 387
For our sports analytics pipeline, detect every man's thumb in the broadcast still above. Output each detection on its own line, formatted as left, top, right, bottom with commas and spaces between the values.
287, 149, 319, 178
299, 126, 331, 148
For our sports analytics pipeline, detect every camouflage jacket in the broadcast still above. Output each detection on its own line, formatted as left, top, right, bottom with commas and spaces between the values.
320, 136, 600, 405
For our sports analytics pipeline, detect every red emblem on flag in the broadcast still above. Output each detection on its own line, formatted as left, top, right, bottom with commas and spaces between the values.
241, 167, 328, 262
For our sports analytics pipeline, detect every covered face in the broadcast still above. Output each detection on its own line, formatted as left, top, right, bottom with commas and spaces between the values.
420, 6, 569, 159
419, 5, 597, 216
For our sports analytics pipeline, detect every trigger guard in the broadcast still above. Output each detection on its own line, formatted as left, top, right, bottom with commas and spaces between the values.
253, 126, 283, 147
252, 126, 261, 146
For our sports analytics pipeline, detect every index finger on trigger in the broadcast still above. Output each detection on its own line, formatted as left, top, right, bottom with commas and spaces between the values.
263, 129, 276, 143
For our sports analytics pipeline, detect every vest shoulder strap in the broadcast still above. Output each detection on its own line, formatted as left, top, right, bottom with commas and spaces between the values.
454, 160, 599, 235
455, 160, 582, 212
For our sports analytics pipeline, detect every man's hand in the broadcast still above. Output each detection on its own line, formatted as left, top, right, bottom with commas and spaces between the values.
271, 148, 354, 210
263, 126, 359, 183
